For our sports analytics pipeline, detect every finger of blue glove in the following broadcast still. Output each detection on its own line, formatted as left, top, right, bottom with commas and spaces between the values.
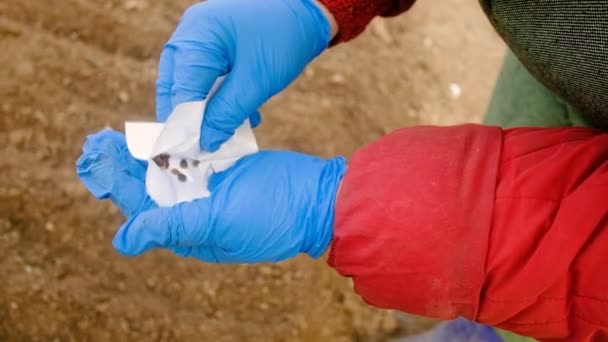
201, 71, 266, 151
170, 41, 228, 109
112, 199, 212, 256
156, 46, 176, 122
76, 129, 153, 218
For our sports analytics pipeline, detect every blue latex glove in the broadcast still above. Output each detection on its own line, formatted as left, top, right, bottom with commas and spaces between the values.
156, 0, 332, 152
76, 129, 346, 263
76, 129, 156, 218
113, 151, 346, 263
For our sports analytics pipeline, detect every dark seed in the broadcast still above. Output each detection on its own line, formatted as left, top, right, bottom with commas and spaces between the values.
180, 159, 188, 169
170, 168, 187, 182
152, 153, 170, 169
192, 160, 200, 167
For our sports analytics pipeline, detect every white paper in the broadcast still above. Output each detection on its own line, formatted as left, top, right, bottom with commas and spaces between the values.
125, 79, 258, 207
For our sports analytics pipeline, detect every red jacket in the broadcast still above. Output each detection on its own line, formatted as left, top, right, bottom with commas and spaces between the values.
320, 1, 608, 340
329, 125, 608, 341
318, 0, 415, 42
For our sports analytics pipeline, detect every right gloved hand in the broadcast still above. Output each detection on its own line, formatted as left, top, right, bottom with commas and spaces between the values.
157, 0, 334, 152
112, 150, 347, 263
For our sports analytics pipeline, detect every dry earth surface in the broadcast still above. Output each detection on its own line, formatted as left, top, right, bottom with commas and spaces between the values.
0, 0, 504, 340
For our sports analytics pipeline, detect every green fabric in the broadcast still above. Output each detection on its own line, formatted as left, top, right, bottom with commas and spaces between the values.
497, 329, 536, 342
484, 51, 590, 128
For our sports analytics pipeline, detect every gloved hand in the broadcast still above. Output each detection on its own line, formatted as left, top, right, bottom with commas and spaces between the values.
157, 0, 333, 152
112, 151, 346, 263
76, 129, 346, 263
76, 129, 156, 218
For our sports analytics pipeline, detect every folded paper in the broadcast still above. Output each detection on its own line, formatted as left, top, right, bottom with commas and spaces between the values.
125, 80, 258, 207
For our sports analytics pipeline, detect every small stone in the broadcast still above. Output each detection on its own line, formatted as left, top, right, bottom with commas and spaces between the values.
259, 303, 269, 310
118, 91, 130, 103
124, 0, 143, 10
33, 111, 48, 125
24, 265, 32, 273
259, 266, 273, 276
423, 37, 433, 48
370, 19, 393, 44
14, 61, 35, 78
330, 73, 345, 84
10, 302, 18, 310
45, 222, 55, 232
20, 106, 32, 115
281, 272, 292, 284
304, 67, 315, 78
120, 319, 130, 332
78, 320, 90, 330
381, 313, 399, 334
95, 302, 109, 312
145, 277, 157, 289
320, 98, 332, 108
117, 281, 126, 291
448, 82, 462, 99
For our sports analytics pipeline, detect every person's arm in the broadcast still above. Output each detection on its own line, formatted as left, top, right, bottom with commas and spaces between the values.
330, 125, 608, 341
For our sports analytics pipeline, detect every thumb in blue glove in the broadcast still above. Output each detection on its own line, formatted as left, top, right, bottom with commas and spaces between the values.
112, 151, 346, 263
156, 0, 333, 152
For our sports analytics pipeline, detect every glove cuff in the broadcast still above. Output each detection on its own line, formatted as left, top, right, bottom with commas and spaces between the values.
304, 156, 347, 258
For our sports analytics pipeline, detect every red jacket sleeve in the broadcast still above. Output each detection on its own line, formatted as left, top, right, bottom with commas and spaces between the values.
329, 125, 608, 341
318, 0, 416, 43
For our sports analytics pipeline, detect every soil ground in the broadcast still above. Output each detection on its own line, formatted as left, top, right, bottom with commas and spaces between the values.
0, 0, 504, 341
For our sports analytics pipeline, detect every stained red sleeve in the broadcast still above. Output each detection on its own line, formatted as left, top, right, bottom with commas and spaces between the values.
318, 0, 416, 43
329, 125, 608, 341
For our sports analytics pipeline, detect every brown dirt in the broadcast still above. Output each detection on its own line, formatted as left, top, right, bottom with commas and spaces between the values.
0, 0, 504, 341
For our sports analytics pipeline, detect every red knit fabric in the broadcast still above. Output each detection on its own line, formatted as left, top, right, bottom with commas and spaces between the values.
318, 0, 416, 43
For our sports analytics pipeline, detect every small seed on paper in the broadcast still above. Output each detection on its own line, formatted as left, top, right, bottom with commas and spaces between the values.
152, 153, 170, 169
170, 168, 187, 182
